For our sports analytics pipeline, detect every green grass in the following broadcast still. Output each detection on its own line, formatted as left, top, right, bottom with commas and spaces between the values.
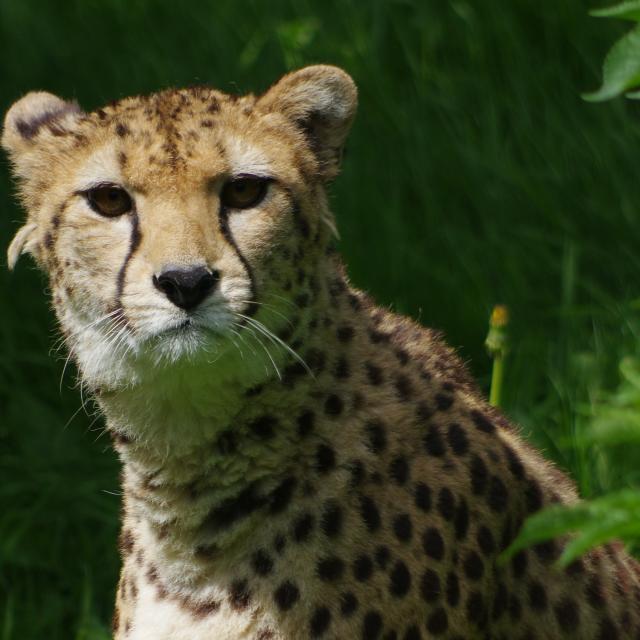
1, 1, 640, 636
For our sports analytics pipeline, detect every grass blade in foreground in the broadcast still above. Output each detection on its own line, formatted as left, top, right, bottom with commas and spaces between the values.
582, 25, 640, 101
590, 0, 640, 21
501, 490, 640, 567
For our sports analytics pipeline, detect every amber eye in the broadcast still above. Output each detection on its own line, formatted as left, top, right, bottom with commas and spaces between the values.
220, 176, 269, 210
86, 184, 133, 217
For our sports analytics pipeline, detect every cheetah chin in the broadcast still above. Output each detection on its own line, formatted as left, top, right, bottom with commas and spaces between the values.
5, 65, 640, 639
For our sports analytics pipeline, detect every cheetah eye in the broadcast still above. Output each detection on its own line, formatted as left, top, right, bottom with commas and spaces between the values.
85, 184, 133, 217
220, 176, 269, 210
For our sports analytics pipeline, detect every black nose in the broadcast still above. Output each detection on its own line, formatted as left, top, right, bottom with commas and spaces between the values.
153, 266, 219, 310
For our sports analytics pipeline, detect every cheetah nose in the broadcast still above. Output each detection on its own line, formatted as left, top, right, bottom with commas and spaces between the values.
153, 266, 219, 311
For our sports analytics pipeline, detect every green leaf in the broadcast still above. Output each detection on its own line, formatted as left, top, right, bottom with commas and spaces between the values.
500, 490, 640, 566
591, 1, 640, 21
559, 519, 640, 565
626, 88, 640, 97
583, 25, 640, 101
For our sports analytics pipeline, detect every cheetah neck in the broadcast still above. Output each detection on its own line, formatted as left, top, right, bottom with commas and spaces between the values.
98, 260, 365, 579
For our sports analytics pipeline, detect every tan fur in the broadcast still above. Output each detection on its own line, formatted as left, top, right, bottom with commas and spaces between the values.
4, 66, 640, 639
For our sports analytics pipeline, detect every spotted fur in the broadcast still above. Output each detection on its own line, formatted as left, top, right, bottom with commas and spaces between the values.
4, 66, 640, 639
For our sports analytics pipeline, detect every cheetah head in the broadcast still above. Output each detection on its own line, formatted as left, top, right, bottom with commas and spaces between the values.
3, 66, 357, 390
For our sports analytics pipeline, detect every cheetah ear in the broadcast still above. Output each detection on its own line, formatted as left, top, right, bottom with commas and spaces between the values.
259, 65, 357, 180
2, 92, 82, 162
7, 222, 38, 270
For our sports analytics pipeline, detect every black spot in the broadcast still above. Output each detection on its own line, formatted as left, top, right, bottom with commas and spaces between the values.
274, 581, 299, 611
466, 591, 486, 626
324, 394, 343, 417
422, 527, 445, 561
509, 594, 522, 621
471, 409, 495, 434
597, 617, 619, 640
528, 581, 547, 611
586, 575, 605, 609
317, 556, 344, 581
533, 540, 558, 564
320, 500, 343, 538
511, 550, 528, 578
306, 348, 326, 373
392, 514, 413, 542
251, 549, 273, 576
395, 374, 413, 400
297, 410, 315, 437
487, 476, 508, 512
337, 325, 355, 342
340, 592, 358, 617
423, 426, 446, 457
416, 402, 433, 422
295, 292, 310, 308
389, 456, 410, 485
353, 554, 374, 581
334, 356, 350, 379
268, 477, 297, 514
476, 526, 494, 556
414, 483, 432, 512
525, 480, 543, 513
446, 572, 460, 607
292, 513, 315, 542
470, 455, 488, 494
463, 551, 484, 581
437, 487, 455, 521
315, 445, 336, 474
389, 560, 411, 598
554, 598, 579, 631
375, 545, 390, 569
403, 626, 422, 640
273, 534, 286, 554
115, 122, 130, 137
282, 360, 306, 386
420, 569, 441, 602
368, 328, 389, 344
365, 362, 384, 385
249, 415, 277, 439
359, 496, 381, 532
365, 421, 387, 453
435, 394, 453, 411
492, 581, 508, 621
503, 445, 525, 479
395, 348, 410, 365
229, 579, 251, 610
204, 483, 267, 531
564, 558, 584, 576
447, 423, 469, 455
310, 606, 331, 637
425, 607, 448, 635
362, 610, 383, 640
453, 498, 469, 540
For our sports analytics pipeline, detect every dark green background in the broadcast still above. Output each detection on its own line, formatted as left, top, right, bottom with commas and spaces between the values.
2, 1, 640, 636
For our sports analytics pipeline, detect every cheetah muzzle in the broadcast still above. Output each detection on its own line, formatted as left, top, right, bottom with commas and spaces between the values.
4, 65, 640, 639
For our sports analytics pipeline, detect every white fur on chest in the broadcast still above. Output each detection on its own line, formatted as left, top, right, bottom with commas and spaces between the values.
127, 584, 271, 640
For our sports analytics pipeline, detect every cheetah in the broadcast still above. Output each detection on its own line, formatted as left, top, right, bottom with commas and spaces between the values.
4, 65, 640, 639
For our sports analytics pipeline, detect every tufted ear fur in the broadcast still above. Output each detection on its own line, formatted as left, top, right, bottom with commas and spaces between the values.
2, 92, 82, 167
6, 222, 38, 270
3, 92, 83, 269
258, 65, 357, 180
